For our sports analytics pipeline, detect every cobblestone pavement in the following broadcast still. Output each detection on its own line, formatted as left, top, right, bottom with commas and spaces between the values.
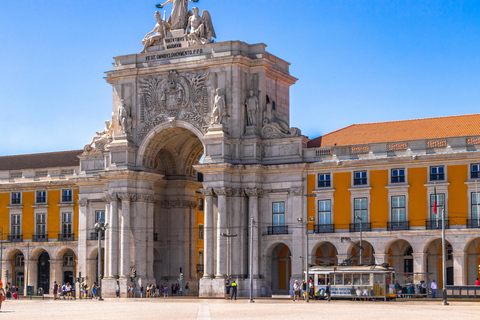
1, 298, 479, 320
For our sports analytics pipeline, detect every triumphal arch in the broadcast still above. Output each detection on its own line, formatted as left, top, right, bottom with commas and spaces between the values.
77, 2, 304, 297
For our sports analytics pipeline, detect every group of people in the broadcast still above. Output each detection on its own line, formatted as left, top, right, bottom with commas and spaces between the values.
224, 280, 238, 300
1, 282, 19, 300
52, 281, 76, 300
131, 282, 190, 298
293, 278, 321, 302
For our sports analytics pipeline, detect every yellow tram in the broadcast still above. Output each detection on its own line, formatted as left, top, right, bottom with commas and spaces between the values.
306, 265, 396, 300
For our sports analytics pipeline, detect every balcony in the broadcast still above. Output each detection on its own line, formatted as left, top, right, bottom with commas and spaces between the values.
267, 225, 289, 235
196, 264, 204, 272
7, 234, 22, 242
349, 222, 372, 232
466, 219, 480, 229
89, 232, 105, 241
426, 219, 449, 230
32, 234, 48, 242
314, 224, 334, 233
58, 233, 75, 241
387, 221, 410, 231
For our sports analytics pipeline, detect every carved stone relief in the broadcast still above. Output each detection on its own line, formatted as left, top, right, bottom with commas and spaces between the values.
261, 103, 301, 139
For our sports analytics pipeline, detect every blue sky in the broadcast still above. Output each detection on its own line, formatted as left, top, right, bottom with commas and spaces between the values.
1, 0, 479, 156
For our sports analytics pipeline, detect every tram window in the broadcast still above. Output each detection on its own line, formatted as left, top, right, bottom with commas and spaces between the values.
362, 274, 370, 285
344, 274, 352, 285
318, 275, 326, 285
335, 274, 343, 285
353, 274, 361, 285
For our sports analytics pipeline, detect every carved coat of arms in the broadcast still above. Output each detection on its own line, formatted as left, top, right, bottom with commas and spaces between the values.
138, 70, 210, 138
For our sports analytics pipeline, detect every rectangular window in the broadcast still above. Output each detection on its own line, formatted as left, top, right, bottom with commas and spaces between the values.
472, 193, 480, 220
15, 254, 24, 267
36, 213, 46, 236
317, 200, 331, 225
11, 192, 21, 205
354, 171, 367, 186
272, 202, 285, 226
391, 169, 405, 183
472, 164, 480, 179
36, 191, 47, 204
354, 198, 368, 222
430, 193, 445, 219
198, 225, 204, 240
430, 166, 445, 181
62, 189, 73, 202
391, 196, 406, 222
63, 255, 74, 266
317, 174, 331, 188
62, 212, 73, 235
11, 214, 21, 235
95, 210, 105, 225
198, 198, 204, 211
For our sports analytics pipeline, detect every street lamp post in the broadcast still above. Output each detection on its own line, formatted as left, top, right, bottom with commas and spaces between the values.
355, 215, 363, 265
297, 217, 313, 303
220, 232, 237, 280
441, 207, 449, 305
95, 222, 108, 301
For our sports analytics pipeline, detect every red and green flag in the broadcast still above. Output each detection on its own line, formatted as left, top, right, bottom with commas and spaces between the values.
433, 186, 437, 214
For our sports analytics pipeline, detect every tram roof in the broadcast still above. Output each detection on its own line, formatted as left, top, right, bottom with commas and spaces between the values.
308, 265, 394, 273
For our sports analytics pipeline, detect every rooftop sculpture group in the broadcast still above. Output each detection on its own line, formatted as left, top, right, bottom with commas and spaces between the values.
141, 0, 215, 53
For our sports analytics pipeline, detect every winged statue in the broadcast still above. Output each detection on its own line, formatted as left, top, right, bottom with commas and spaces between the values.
185, 7, 216, 45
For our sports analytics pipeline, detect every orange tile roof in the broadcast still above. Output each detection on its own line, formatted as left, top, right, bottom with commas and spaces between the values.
308, 113, 480, 148
0, 150, 82, 171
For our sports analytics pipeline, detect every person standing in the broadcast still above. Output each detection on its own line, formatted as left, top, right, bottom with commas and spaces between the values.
230, 281, 237, 300
326, 281, 331, 302
225, 280, 231, 300
0, 281, 5, 312
185, 283, 189, 296
53, 281, 58, 300
475, 278, 480, 286
92, 282, 97, 299
430, 280, 437, 298
293, 280, 301, 302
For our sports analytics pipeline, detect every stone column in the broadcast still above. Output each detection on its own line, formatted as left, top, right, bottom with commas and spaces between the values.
1, 260, 12, 288
107, 194, 119, 278
231, 189, 244, 278
214, 188, 230, 278
49, 259, 63, 287
77, 199, 88, 280
119, 193, 135, 278
26, 259, 38, 296
412, 252, 428, 283
290, 187, 304, 279
201, 188, 215, 278
453, 252, 467, 286
374, 253, 389, 265
245, 188, 263, 278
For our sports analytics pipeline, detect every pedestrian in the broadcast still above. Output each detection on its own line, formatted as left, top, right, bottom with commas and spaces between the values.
0, 281, 5, 312
302, 279, 307, 301
62, 283, 67, 300
140, 285, 144, 298
185, 282, 189, 296
293, 280, 301, 302
225, 279, 230, 299
146, 284, 150, 298
326, 281, 331, 302
92, 282, 97, 299
309, 277, 314, 299
66, 282, 72, 300
163, 283, 168, 297
430, 280, 437, 298
53, 281, 58, 300
230, 281, 237, 300
476, 278, 480, 286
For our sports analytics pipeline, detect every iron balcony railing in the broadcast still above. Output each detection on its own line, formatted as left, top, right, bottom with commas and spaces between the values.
267, 225, 289, 235
314, 224, 334, 233
7, 234, 22, 242
466, 219, 480, 228
426, 219, 449, 230
387, 221, 410, 231
32, 234, 48, 242
349, 222, 372, 232
89, 232, 105, 241
58, 233, 75, 241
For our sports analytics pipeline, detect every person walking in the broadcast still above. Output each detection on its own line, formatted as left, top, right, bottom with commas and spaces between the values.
302, 279, 307, 301
430, 280, 437, 298
326, 281, 331, 302
293, 280, 301, 302
185, 283, 189, 296
92, 282, 97, 299
230, 281, 237, 300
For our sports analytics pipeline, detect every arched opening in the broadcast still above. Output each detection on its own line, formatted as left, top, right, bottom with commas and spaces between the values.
61, 249, 76, 286
385, 240, 414, 284
425, 239, 453, 287
270, 244, 291, 295
141, 124, 204, 286
8, 250, 25, 295
465, 238, 480, 285
313, 242, 338, 266
37, 251, 50, 294
349, 241, 375, 266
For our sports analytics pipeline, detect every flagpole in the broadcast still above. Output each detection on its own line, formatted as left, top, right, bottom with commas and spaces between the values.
442, 206, 448, 305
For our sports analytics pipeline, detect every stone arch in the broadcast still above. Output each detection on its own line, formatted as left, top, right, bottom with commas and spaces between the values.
465, 237, 480, 285
265, 242, 292, 295
54, 246, 78, 260
421, 236, 454, 254
5, 247, 25, 260
30, 247, 51, 260
136, 120, 205, 171
381, 237, 420, 255
311, 241, 338, 266
424, 238, 454, 287
384, 239, 414, 277
347, 240, 375, 265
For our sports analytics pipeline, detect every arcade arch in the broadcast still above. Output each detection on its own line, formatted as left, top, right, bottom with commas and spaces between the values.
312, 242, 338, 266
465, 238, 480, 285
424, 238, 453, 287
268, 243, 291, 295
348, 241, 375, 266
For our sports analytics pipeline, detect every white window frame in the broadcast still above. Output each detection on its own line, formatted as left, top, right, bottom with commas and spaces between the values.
198, 225, 204, 240
10, 211, 22, 236
317, 199, 332, 225
429, 165, 446, 182
36, 190, 47, 204
61, 212, 73, 236
35, 211, 48, 236
272, 201, 286, 226
353, 197, 369, 223
471, 164, 480, 180
390, 168, 407, 184
317, 173, 332, 188
353, 170, 368, 186
391, 195, 406, 222
61, 189, 73, 203
11, 192, 21, 205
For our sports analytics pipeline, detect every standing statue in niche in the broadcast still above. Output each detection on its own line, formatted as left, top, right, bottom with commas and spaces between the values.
141, 11, 169, 54
118, 99, 132, 134
156, 0, 199, 30
245, 90, 259, 126
211, 88, 227, 126
185, 7, 216, 45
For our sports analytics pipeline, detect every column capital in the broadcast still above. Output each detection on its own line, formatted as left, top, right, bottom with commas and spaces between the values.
245, 187, 263, 197
118, 193, 137, 202
105, 193, 119, 203
289, 187, 304, 196
78, 199, 88, 207
199, 188, 214, 197
137, 194, 155, 203
232, 188, 245, 197
214, 187, 233, 197
159, 200, 197, 208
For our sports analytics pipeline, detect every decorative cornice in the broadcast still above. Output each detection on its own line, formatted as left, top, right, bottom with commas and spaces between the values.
214, 187, 233, 197
232, 188, 245, 197
245, 188, 263, 197
289, 187, 304, 196
118, 193, 137, 202
137, 194, 155, 203
199, 188, 214, 197
78, 199, 88, 207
